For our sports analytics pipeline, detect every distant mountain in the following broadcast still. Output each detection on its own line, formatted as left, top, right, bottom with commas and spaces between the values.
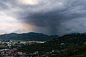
0, 32, 59, 41
28, 32, 59, 38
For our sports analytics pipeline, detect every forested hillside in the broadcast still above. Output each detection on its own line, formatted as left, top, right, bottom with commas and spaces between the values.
18, 33, 86, 52
0, 33, 59, 41
48, 45, 86, 57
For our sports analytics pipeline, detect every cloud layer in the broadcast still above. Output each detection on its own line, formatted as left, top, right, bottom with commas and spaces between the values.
0, 0, 86, 35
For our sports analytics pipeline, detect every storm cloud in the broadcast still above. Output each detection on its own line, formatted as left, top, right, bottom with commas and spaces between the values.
0, 0, 86, 35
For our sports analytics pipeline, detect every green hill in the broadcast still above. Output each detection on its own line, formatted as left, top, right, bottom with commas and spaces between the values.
18, 33, 86, 52
48, 45, 86, 57
0, 33, 59, 41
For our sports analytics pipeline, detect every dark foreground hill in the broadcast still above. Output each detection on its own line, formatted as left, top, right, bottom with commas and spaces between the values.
56, 45, 86, 57
18, 33, 86, 53
0, 32, 59, 41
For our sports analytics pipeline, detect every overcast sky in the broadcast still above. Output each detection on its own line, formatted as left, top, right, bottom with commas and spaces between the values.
0, 0, 86, 36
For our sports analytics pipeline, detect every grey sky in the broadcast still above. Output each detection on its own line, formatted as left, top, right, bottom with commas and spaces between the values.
0, 0, 86, 36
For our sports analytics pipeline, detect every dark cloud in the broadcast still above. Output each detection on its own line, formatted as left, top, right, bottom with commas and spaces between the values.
0, 0, 86, 35
21, 0, 86, 35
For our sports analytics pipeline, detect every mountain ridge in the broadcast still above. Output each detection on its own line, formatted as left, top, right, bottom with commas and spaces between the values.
0, 32, 59, 41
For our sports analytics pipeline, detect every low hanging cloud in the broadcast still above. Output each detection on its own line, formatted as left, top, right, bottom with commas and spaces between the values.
0, 0, 86, 35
